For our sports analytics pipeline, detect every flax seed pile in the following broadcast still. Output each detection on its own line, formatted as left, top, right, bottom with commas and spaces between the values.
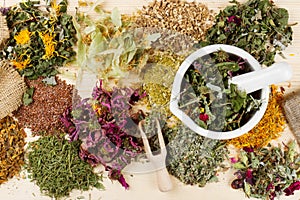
13, 77, 74, 136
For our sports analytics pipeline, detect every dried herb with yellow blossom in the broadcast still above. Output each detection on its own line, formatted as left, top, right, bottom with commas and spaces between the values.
228, 85, 286, 149
26, 135, 104, 199
1, 0, 77, 79
0, 116, 26, 184
204, 0, 295, 66
231, 141, 300, 200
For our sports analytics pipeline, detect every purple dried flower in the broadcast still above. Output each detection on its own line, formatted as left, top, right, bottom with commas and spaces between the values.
284, 181, 300, 196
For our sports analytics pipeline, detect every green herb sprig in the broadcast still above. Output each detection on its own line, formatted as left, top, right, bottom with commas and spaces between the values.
204, 0, 295, 66
26, 135, 104, 199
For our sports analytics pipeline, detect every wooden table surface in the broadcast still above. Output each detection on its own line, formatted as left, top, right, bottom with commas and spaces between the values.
0, 0, 300, 200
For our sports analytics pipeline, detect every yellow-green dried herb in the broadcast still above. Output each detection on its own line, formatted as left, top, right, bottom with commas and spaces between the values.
27, 135, 104, 199
0, 116, 26, 184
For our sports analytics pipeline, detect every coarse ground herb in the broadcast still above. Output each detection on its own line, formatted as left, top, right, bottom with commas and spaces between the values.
1, 0, 77, 79
13, 76, 73, 135
0, 116, 26, 184
135, 0, 215, 42
228, 85, 286, 149
166, 124, 229, 187
27, 135, 104, 199
231, 141, 300, 200
179, 50, 261, 131
204, 0, 295, 66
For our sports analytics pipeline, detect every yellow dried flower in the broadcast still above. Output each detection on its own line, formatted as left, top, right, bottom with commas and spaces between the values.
14, 29, 31, 45
12, 58, 31, 71
39, 31, 56, 59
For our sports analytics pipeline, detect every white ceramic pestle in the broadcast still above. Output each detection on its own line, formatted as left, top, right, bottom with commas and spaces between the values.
229, 62, 293, 94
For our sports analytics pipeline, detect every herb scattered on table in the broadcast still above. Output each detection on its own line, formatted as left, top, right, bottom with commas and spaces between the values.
228, 85, 286, 149
136, 0, 215, 42
231, 141, 300, 199
179, 50, 261, 131
61, 80, 146, 189
166, 124, 229, 187
204, 0, 295, 66
0, 116, 26, 184
1, 0, 77, 79
14, 76, 74, 136
27, 135, 104, 199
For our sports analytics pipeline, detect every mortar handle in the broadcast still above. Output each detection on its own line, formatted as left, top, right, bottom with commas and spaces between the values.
230, 62, 293, 94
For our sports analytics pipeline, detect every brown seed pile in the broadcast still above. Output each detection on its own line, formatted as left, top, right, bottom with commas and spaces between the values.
14, 77, 74, 136
0, 116, 26, 184
135, 0, 215, 41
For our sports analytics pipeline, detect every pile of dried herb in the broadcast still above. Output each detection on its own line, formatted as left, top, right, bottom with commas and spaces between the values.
61, 80, 146, 189
75, 5, 154, 87
135, 0, 215, 41
204, 0, 294, 66
231, 141, 300, 199
228, 85, 286, 149
166, 124, 229, 187
179, 50, 261, 131
26, 135, 104, 199
14, 76, 74, 136
1, 0, 77, 79
0, 116, 26, 184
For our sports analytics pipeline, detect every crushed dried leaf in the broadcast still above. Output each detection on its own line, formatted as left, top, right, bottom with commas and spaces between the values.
228, 85, 286, 149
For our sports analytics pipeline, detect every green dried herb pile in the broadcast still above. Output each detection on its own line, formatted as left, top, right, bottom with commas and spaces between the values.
166, 124, 229, 187
204, 0, 294, 66
231, 141, 300, 199
0, 116, 26, 184
26, 135, 104, 199
1, 0, 77, 79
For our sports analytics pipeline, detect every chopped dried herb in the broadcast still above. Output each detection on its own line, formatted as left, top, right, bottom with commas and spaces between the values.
0, 116, 26, 184
1, 0, 77, 79
26, 135, 104, 199
231, 141, 300, 199
204, 0, 295, 66
228, 85, 286, 149
179, 50, 261, 131
166, 124, 229, 187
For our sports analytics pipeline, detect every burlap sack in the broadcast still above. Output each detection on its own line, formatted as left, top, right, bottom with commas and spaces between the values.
0, 14, 9, 48
0, 61, 26, 119
283, 90, 300, 140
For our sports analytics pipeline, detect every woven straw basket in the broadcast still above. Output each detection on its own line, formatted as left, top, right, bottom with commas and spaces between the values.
0, 61, 27, 119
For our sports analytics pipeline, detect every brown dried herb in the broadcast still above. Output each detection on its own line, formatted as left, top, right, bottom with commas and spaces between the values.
0, 116, 26, 184
135, 0, 215, 41
13, 76, 74, 136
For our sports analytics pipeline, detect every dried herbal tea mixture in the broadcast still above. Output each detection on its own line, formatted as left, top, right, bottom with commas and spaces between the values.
61, 80, 146, 189
27, 135, 104, 199
179, 50, 261, 131
204, 0, 295, 66
231, 141, 300, 200
1, 0, 77, 79
136, 0, 215, 41
14, 76, 73, 135
228, 85, 286, 149
166, 124, 229, 187
0, 116, 26, 184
